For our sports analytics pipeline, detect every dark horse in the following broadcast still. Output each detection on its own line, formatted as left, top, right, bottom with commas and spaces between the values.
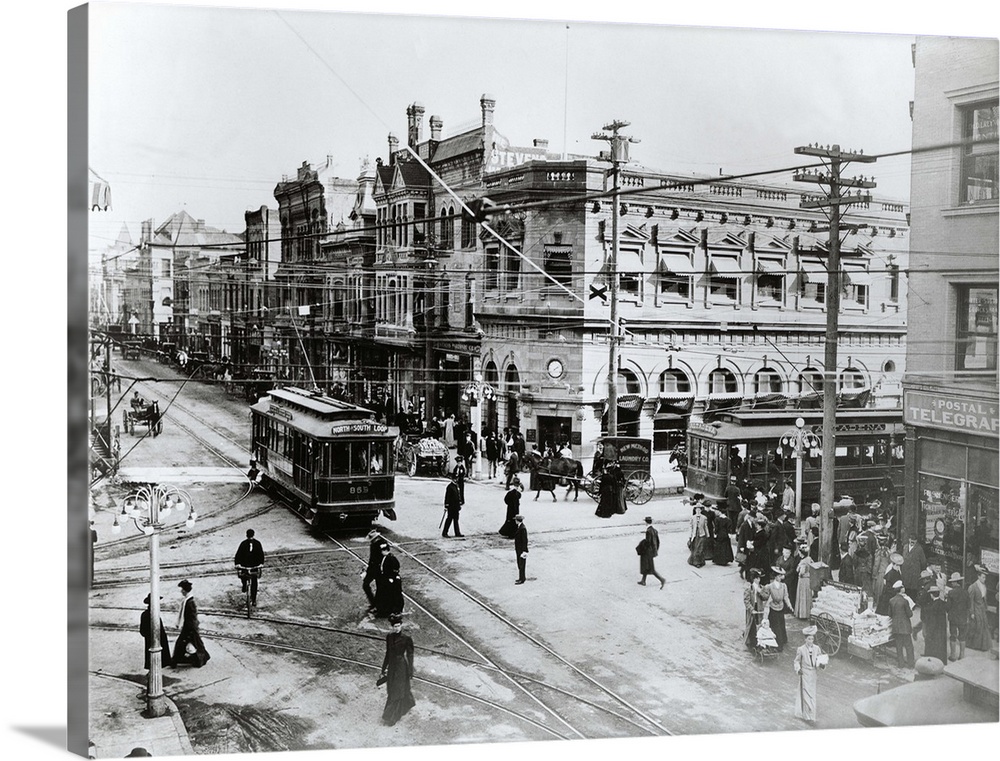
524, 451, 586, 502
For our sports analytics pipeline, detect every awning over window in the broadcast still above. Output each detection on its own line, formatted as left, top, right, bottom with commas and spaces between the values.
756, 258, 785, 274
658, 253, 696, 274
616, 394, 645, 412
838, 387, 872, 408
796, 391, 824, 409
609, 251, 645, 274
751, 392, 788, 410
844, 268, 872, 286
799, 260, 827, 283
706, 394, 744, 413
656, 394, 694, 416
710, 256, 743, 275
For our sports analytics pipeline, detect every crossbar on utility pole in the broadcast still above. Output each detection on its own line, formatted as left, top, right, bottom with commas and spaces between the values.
592, 121, 639, 437
793, 144, 876, 564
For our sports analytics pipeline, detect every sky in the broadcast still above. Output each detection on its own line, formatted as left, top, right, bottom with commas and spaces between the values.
86, 0, 925, 256
2, 3, 997, 761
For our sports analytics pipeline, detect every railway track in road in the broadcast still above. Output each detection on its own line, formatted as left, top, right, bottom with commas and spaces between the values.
319, 531, 674, 740
88, 620, 569, 741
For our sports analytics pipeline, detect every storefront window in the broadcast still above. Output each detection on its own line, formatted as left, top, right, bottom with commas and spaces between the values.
918, 474, 967, 577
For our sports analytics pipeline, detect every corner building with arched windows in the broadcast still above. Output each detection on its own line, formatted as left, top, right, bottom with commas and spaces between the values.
476, 152, 909, 483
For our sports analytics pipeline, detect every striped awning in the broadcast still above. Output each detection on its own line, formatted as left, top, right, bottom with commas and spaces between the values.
710, 256, 743, 275
617, 394, 645, 412
658, 253, 696, 274
799, 260, 827, 283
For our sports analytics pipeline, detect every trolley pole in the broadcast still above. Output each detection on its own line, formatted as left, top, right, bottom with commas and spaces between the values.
794, 144, 876, 564
592, 121, 639, 436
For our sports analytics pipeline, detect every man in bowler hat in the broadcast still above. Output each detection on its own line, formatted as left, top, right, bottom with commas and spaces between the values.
513, 515, 529, 584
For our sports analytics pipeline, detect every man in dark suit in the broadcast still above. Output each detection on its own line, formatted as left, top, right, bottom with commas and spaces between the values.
234, 528, 265, 607
724, 476, 742, 523
514, 515, 529, 584
888, 580, 915, 668
442, 473, 463, 538
139, 594, 171, 669
362, 527, 387, 612
837, 542, 857, 585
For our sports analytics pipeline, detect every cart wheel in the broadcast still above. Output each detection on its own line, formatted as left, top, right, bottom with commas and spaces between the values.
584, 474, 601, 501
439, 461, 449, 477
407, 455, 417, 478
625, 471, 655, 505
814, 612, 842, 657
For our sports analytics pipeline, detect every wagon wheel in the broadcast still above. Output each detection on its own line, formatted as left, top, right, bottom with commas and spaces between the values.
584, 473, 601, 501
814, 612, 842, 657
624, 470, 655, 505
407, 451, 418, 478
439, 460, 449, 477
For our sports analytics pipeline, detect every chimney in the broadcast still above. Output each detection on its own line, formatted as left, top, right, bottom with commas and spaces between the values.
388, 132, 399, 164
429, 115, 443, 141
480, 93, 496, 128
407, 102, 425, 147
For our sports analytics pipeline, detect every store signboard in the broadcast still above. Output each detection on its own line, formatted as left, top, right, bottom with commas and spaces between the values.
982, 548, 999, 575
904, 390, 999, 437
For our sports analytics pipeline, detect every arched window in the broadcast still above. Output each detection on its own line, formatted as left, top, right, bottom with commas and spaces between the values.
658, 369, 691, 394
839, 367, 867, 391
615, 367, 641, 396
754, 367, 782, 394
798, 367, 823, 395
708, 368, 739, 395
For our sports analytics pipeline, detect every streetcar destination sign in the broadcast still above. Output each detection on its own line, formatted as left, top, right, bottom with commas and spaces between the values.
904, 390, 999, 437
330, 422, 389, 435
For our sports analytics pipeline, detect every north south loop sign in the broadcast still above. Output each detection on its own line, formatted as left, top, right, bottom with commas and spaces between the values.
904, 390, 1000, 437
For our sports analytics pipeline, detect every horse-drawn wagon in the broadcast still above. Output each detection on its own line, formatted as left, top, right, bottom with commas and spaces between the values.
584, 436, 656, 505
124, 398, 163, 436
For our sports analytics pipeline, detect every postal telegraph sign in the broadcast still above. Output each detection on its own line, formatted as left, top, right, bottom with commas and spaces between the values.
904, 390, 999, 437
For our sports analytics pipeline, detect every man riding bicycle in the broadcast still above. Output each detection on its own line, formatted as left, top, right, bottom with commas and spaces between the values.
234, 528, 265, 608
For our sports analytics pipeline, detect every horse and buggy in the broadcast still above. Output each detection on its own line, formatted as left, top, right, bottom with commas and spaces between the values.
123, 397, 163, 436
523, 435, 655, 505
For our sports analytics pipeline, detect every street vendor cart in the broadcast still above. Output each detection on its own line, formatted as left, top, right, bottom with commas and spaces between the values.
809, 580, 894, 662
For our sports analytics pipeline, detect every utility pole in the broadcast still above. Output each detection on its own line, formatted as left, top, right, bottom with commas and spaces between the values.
793, 144, 876, 564
592, 121, 639, 437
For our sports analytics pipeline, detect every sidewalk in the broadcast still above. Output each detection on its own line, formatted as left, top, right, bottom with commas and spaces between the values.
88, 670, 192, 759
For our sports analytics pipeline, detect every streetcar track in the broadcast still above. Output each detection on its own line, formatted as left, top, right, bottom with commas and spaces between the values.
318, 530, 671, 739
90, 607, 655, 738
88, 622, 569, 741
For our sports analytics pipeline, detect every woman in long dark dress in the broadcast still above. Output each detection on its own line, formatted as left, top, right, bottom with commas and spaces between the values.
379, 613, 416, 726
375, 545, 404, 619
172, 579, 210, 667
596, 462, 626, 518
499, 479, 523, 538
764, 567, 794, 651
711, 506, 734, 566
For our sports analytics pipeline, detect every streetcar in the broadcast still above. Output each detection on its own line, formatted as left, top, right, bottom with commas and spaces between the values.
684, 408, 905, 517
249, 386, 398, 530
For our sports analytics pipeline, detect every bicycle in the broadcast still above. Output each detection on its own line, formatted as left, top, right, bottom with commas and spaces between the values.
235, 564, 262, 618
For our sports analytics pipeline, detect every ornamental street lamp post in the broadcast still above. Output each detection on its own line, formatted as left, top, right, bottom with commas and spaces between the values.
463, 373, 496, 480
779, 417, 822, 529
111, 484, 196, 717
